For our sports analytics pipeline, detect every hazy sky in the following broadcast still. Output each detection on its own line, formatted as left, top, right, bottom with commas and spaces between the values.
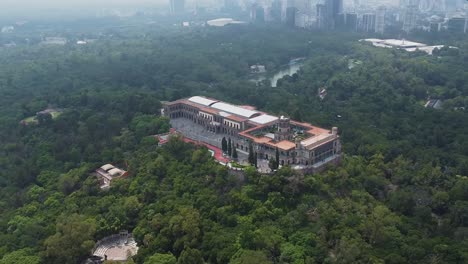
3, 0, 165, 8
0, 0, 167, 19
2, 0, 402, 10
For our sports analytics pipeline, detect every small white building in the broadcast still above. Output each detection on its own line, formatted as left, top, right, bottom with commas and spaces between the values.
250, 64, 266, 73
1, 26, 14, 33
207, 18, 246, 27
425, 99, 443, 109
95, 164, 128, 189
41, 37, 67, 45
361, 38, 458, 55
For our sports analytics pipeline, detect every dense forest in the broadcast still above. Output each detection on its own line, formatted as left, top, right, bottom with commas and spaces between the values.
0, 23, 467, 263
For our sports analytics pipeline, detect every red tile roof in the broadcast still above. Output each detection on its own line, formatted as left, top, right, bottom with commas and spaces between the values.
200, 107, 219, 115
225, 115, 247, 122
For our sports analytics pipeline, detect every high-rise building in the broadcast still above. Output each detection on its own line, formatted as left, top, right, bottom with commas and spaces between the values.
403, 3, 418, 32
281, 0, 288, 22
286, 6, 297, 27
428, 15, 443, 32
335, 13, 357, 31
333, 0, 343, 16
270, 0, 282, 22
224, 0, 237, 9
295, 0, 314, 15
448, 17, 467, 33
361, 13, 376, 32
346, 13, 358, 31
434, 0, 446, 12
281, 0, 295, 22
324, 0, 343, 29
375, 6, 386, 34
251, 4, 266, 23
315, 0, 343, 30
294, 0, 314, 28
336, 13, 346, 29
223, 0, 241, 13
445, 0, 461, 13
316, 4, 327, 29
170, 0, 185, 15
429, 22, 441, 32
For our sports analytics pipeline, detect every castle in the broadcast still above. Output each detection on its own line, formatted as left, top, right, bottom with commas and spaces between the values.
163, 96, 341, 172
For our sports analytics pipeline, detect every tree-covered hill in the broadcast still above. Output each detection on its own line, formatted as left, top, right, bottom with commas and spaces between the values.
0, 24, 467, 263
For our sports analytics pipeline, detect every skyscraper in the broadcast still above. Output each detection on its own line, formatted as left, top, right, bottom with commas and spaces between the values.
294, 0, 314, 28
332, 0, 343, 16
324, 0, 343, 29
170, 0, 185, 15
375, 6, 386, 34
336, 13, 358, 31
316, 4, 327, 29
361, 13, 376, 32
270, 0, 282, 22
448, 17, 467, 33
285, 6, 297, 27
403, 2, 418, 32
281, 0, 295, 22
251, 4, 266, 23
223, 0, 241, 13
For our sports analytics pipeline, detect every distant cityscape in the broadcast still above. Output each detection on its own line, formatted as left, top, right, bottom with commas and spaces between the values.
1, 0, 467, 47
168, 0, 468, 34
245, 0, 468, 34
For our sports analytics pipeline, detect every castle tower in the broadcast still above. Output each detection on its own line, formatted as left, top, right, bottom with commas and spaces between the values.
275, 116, 291, 141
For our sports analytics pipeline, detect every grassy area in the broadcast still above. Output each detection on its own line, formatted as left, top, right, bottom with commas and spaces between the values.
50, 111, 61, 119
21, 116, 38, 124
21, 110, 62, 125
230, 162, 246, 169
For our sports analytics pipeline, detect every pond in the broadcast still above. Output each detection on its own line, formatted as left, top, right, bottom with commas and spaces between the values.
250, 58, 305, 87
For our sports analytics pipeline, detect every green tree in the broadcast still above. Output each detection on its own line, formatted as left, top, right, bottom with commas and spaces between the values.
269, 159, 277, 172
145, 253, 177, 264
0, 249, 40, 264
230, 250, 272, 264
43, 214, 96, 264
275, 147, 280, 169
177, 248, 203, 264
222, 137, 227, 153
228, 138, 232, 156
233, 147, 238, 159
248, 142, 254, 164
254, 152, 258, 168
169, 208, 201, 253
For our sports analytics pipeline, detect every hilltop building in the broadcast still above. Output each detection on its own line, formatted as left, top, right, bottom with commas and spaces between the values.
163, 96, 342, 172
95, 164, 128, 189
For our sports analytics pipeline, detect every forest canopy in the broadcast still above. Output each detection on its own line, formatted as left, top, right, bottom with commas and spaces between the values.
0, 22, 467, 263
